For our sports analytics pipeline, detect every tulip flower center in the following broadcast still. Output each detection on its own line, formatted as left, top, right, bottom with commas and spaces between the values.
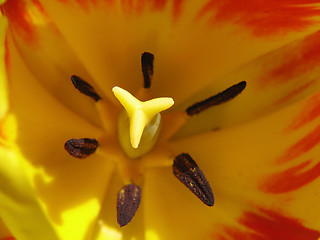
65, 52, 247, 227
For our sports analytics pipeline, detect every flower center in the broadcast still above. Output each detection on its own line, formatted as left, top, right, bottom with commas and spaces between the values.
64, 52, 247, 227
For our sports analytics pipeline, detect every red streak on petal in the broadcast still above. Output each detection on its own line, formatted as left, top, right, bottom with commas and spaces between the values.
58, 0, 184, 18
266, 34, 320, 86
259, 31, 320, 88
212, 235, 228, 240
142, 0, 185, 18
286, 91, 320, 132
1, 0, 37, 43
2, 237, 15, 240
121, 0, 133, 13
198, 0, 320, 37
241, 209, 320, 240
31, 0, 46, 14
137, 0, 147, 13
277, 124, 320, 163
121, 0, 146, 14
75, 0, 101, 9
273, 80, 315, 107
172, 0, 183, 18
151, 0, 166, 10
261, 160, 320, 193
214, 209, 320, 240
57, 0, 114, 10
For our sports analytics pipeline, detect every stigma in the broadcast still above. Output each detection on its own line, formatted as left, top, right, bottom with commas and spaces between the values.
112, 86, 174, 157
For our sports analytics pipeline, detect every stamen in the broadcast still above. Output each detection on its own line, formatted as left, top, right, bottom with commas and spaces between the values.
71, 75, 101, 102
117, 184, 142, 227
141, 52, 154, 88
186, 81, 247, 116
173, 153, 214, 206
64, 138, 99, 159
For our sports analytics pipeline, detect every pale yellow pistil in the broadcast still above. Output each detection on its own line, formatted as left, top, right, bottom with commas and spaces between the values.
112, 86, 174, 158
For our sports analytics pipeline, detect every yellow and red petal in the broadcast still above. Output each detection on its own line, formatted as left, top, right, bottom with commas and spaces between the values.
23, 0, 319, 105
1, 0, 103, 127
198, 0, 320, 37
212, 207, 320, 240
176, 30, 320, 137
167, 89, 320, 239
2, 0, 320, 239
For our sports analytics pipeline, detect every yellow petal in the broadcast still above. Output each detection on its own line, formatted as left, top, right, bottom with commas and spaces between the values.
0, 144, 60, 240
4, 29, 117, 239
0, 114, 59, 239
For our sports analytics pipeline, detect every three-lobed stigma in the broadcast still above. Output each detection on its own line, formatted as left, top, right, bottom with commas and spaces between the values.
112, 86, 174, 150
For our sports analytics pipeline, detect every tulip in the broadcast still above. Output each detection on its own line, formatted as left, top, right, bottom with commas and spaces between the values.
1, 0, 320, 239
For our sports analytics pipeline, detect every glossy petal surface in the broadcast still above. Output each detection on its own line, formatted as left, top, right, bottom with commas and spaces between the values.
1, 0, 320, 240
